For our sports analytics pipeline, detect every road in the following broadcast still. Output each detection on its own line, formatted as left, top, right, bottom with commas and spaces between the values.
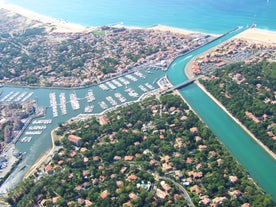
159, 176, 195, 207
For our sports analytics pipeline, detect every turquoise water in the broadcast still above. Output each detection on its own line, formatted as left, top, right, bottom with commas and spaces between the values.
166, 27, 276, 200
181, 84, 276, 198
6, 0, 276, 33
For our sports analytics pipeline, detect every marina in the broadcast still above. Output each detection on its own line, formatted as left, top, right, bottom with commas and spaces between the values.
111, 79, 123, 87
14, 92, 27, 102
99, 101, 108, 109
0, 0, 275, 202
0, 91, 14, 102
106, 96, 117, 106
25, 131, 42, 135
0, 67, 167, 194
114, 93, 126, 103
28, 125, 47, 130
105, 81, 116, 90
0, 91, 34, 103
134, 71, 146, 79
99, 83, 109, 91
118, 77, 130, 85
84, 105, 94, 113
32, 119, 52, 124
145, 83, 155, 90
125, 74, 138, 82
20, 92, 34, 102
49, 92, 58, 117
125, 87, 139, 97
70, 92, 80, 110
86, 89, 95, 103
20, 136, 32, 143
59, 92, 67, 115
7, 91, 20, 102
138, 85, 148, 92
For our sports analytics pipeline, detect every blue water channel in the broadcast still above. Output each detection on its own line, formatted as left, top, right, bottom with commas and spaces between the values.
167, 27, 276, 201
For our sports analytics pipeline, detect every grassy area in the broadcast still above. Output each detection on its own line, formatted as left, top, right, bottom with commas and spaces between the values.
92, 30, 105, 35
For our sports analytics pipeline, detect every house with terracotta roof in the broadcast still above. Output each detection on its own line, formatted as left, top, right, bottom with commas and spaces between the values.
188, 171, 203, 179
212, 196, 226, 205
199, 197, 211, 206
160, 181, 171, 192
129, 192, 138, 200
229, 175, 238, 183
126, 174, 138, 182
228, 189, 242, 198
124, 155, 134, 161
190, 185, 201, 195
122, 201, 133, 207
45, 164, 53, 174
156, 188, 168, 199
99, 115, 109, 125
100, 190, 109, 199
190, 127, 198, 133
68, 134, 81, 146
113, 155, 122, 161
40, 198, 52, 206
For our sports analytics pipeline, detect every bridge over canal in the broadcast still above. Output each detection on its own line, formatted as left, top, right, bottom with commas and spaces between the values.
161, 75, 203, 94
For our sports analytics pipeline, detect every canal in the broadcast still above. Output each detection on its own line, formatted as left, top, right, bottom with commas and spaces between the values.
167, 27, 276, 201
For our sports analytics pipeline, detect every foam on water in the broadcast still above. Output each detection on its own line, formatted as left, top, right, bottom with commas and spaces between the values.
6, 0, 276, 33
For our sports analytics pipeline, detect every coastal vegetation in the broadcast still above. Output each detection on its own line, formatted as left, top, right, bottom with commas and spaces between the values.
7, 94, 274, 206
200, 61, 276, 153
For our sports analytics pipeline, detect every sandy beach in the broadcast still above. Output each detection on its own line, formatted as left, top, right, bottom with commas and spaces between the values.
0, 1, 93, 33
146, 24, 219, 36
235, 27, 276, 44
146, 24, 200, 35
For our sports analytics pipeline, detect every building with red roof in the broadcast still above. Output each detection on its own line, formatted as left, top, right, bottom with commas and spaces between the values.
68, 134, 81, 146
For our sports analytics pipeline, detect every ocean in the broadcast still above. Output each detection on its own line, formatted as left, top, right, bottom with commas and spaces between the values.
5, 0, 276, 33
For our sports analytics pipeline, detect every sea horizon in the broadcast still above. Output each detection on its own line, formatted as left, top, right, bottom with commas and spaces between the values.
2, 0, 276, 34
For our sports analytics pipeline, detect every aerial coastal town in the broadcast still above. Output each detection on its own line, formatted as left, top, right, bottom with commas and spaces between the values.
0, 8, 213, 88
0, 3, 276, 207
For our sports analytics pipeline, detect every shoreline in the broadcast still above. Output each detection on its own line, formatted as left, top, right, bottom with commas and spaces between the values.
1, 1, 276, 43
0, 1, 217, 36
0, 1, 93, 33
24, 129, 57, 179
